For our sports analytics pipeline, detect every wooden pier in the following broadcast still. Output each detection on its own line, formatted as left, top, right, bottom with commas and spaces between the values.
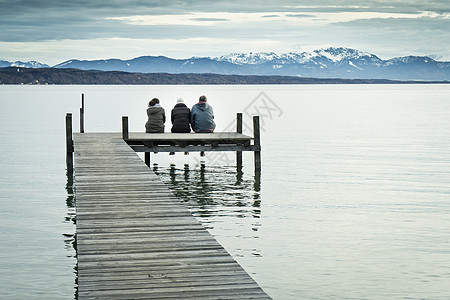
121, 113, 261, 171
69, 114, 269, 298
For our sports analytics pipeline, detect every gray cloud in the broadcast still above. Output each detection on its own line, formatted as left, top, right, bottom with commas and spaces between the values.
261, 15, 281, 18
2, 0, 448, 15
189, 18, 230, 21
0, 0, 448, 62
333, 15, 450, 33
285, 14, 316, 18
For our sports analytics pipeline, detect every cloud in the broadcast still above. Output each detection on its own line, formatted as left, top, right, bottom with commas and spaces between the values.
2, 0, 447, 20
190, 18, 230, 22
261, 14, 281, 18
0, 0, 449, 62
286, 14, 316, 18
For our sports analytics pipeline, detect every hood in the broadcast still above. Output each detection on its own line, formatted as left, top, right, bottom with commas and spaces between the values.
174, 103, 187, 108
147, 106, 164, 115
195, 102, 208, 111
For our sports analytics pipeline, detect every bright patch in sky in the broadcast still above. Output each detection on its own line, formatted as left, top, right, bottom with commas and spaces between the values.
108, 11, 441, 26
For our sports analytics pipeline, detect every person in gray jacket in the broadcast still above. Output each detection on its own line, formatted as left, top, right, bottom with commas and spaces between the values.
145, 98, 165, 133
190, 95, 216, 133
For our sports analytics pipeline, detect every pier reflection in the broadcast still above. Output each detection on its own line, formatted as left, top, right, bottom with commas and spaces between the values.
154, 162, 264, 259
64, 170, 78, 299
153, 163, 262, 222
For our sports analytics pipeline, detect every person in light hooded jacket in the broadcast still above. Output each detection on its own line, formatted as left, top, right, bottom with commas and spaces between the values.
190, 95, 216, 133
145, 98, 165, 133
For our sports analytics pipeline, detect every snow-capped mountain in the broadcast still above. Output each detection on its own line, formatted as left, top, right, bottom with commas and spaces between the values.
3, 48, 449, 81
215, 52, 285, 65
0, 60, 49, 68
52, 56, 244, 75
212, 48, 449, 80
215, 48, 382, 65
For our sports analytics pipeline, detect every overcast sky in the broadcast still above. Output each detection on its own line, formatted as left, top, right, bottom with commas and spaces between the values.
0, 0, 449, 65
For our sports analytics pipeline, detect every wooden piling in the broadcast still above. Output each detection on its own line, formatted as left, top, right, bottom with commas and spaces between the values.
65, 113, 73, 172
145, 152, 150, 167
253, 116, 261, 171
236, 113, 243, 167
80, 93, 85, 133
122, 116, 129, 140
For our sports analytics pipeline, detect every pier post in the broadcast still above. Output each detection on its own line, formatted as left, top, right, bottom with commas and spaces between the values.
145, 152, 150, 167
236, 113, 243, 168
66, 113, 73, 172
253, 116, 261, 172
80, 93, 85, 133
122, 116, 129, 140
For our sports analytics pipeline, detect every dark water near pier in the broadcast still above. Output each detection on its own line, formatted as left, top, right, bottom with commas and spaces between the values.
1, 84, 449, 299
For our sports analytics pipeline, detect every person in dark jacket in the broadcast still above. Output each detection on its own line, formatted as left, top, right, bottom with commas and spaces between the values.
191, 95, 216, 133
145, 98, 165, 133
171, 98, 191, 133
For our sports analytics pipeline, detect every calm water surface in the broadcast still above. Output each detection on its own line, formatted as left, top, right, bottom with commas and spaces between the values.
1, 84, 449, 299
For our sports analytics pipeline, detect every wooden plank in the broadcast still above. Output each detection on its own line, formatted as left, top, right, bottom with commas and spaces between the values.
73, 133, 271, 299
76, 262, 245, 276
77, 284, 270, 298
131, 144, 260, 153
128, 132, 253, 142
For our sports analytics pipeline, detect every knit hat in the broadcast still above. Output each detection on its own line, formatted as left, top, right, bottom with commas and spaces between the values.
176, 98, 184, 103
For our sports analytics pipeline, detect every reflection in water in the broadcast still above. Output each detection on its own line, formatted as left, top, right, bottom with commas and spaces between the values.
64, 170, 77, 299
155, 162, 265, 260
65, 170, 76, 225
154, 163, 262, 229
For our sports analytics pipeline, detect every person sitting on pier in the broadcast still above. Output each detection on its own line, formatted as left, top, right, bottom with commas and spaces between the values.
171, 98, 191, 133
169, 98, 191, 155
145, 98, 165, 133
191, 95, 216, 133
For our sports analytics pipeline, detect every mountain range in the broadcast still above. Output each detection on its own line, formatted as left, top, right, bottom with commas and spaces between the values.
0, 60, 49, 69
2, 48, 449, 81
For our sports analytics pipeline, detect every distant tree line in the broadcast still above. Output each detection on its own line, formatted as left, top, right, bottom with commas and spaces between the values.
0, 67, 444, 85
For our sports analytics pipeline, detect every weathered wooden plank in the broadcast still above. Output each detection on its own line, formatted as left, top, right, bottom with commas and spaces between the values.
76, 216, 203, 226
78, 271, 251, 283
78, 286, 270, 300
128, 132, 254, 141
73, 133, 271, 299
77, 235, 219, 246
79, 277, 259, 292
79, 269, 248, 281
78, 244, 227, 256
77, 255, 240, 270
76, 230, 213, 241
76, 225, 207, 235
78, 237, 211, 247
77, 247, 233, 262
75, 197, 185, 205
77, 262, 245, 276
131, 144, 260, 153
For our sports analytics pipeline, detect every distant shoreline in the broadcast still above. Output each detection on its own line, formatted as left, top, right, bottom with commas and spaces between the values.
1, 67, 448, 85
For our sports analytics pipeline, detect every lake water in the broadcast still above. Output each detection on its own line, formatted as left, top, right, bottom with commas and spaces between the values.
1, 84, 449, 299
